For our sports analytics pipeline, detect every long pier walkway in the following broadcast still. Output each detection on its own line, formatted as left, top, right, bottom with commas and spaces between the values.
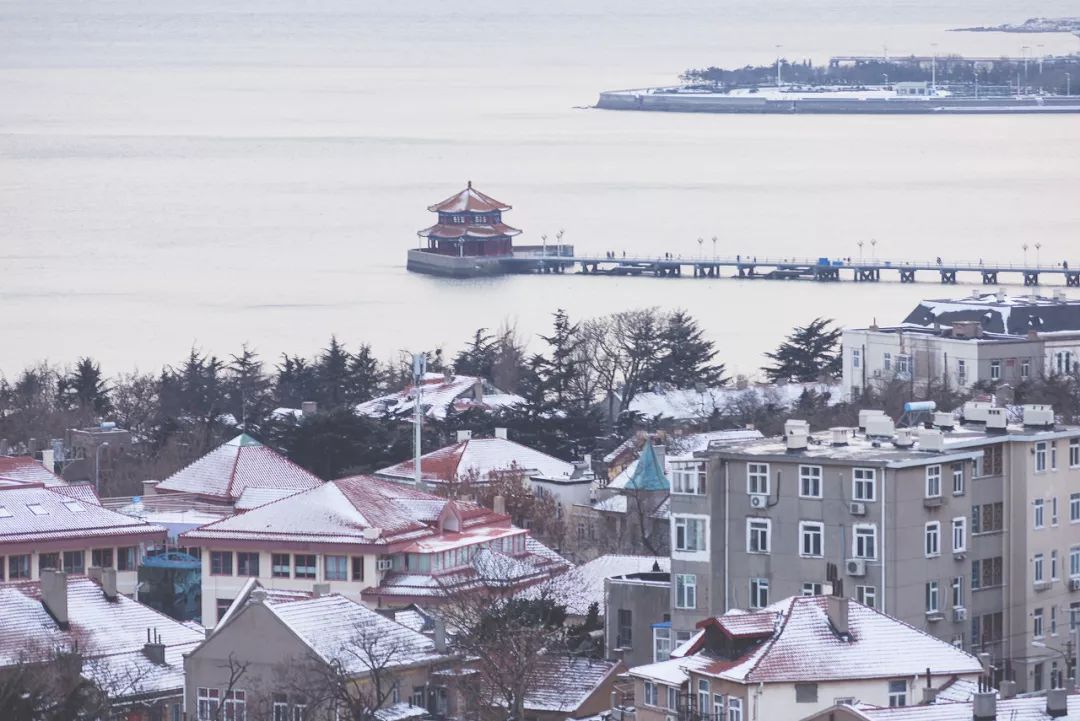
506, 253, 1080, 287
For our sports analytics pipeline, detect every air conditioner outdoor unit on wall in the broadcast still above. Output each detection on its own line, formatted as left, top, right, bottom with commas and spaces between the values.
953, 607, 968, 622
846, 559, 866, 577
849, 502, 866, 516
1069, 578, 1080, 592
376, 559, 393, 571
749, 493, 768, 509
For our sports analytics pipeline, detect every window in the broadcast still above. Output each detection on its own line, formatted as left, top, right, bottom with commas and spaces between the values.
951, 517, 966, 553
223, 690, 246, 721
747, 518, 771, 553
117, 546, 136, 571
1034, 608, 1045, 638
216, 598, 233, 621
1033, 663, 1045, 693
713, 693, 725, 719
672, 463, 706, 495
666, 686, 678, 711
237, 552, 259, 577
925, 581, 939, 613
676, 574, 697, 609
674, 516, 707, 553
1052, 443, 1059, 471
1035, 499, 1045, 529
697, 679, 710, 715
91, 548, 113, 568
352, 556, 365, 582
272, 694, 288, 721
799, 465, 822, 498
896, 354, 911, 377
197, 688, 221, 720
957, 359, 967, 385
977, 446, 1003, 477
795, 683, 818, 703
1073, 602, 1080, 631
854, 524, 877, 559
26, 503, 48, 516
62, 550, 84, 574
1051, 496, 1059, 526
1035, 553, 1045, 583
853, 468, 876, 501
852, 348, 861, 368
1071, 546, 1080, 578
952, 576, 964, 608
990, 360, 1001, 381
883, 352, 892, 371
1052, 606, 1058, 635
924, 522, 941, 557
1051, 550, 1059, 580
802, 582, 823, 596
616, 609, 632, 648
972, 502, 1004, 534
888, 680, 907, 707
952, 463, 965, 495
800, 521, 823, 557
749, 578, 769, 608
728, 697, 743, 721
292, 698, 306, 721
1071, 439, 1079, 468
9, 554, 29, 580
293, 554, 316, 579
1072, 494, 1080, 523
747, 463, 769, 495
1022, 359, 1031, 380
272, 553, 290, 578
925, 465, 942, 498
39, 552, 60, 571
856, 585, 877, 608
653, 627, 671, 663
210, 551, 233, 576
643, 681, 658, 706
1036, 442, 1048, 472
971, 557, 1003, 589
324, 555, 347, 581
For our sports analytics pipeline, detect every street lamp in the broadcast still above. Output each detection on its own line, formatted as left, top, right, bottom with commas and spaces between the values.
697, 237, 704, 258
775, 45, 783, 87
541, 233, 548, 259
95, 442, 110, 496
931, 43, 938, 95
858, 240, 864, 261
1023, 243, 1029, 265
1036, 242, 1042, 268
556, 228, 565, 257
870, 238, 877, 260
711, 235, 718, 259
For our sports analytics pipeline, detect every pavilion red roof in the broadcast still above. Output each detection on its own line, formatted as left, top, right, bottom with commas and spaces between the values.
417, 222, 521, 240
427, 183, 512, 213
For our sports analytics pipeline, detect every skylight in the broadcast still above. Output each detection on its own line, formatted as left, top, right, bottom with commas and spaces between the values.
62, 500, 86, 513
26, 503, 48, 516
0, 506, 12, 518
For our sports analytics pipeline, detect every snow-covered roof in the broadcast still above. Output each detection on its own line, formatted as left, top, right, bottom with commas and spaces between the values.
155, 434, 323, 502
522, 656, 621, 712
0, 483, 166, 548
356, 373, 523, 421
0, 576, 204, 701
376, 437, 579, 485
0, 455, 68, 486
901, 291, 1080, 336
629, 384, 839, 420
607, 429, 763, 491
233, 486, 305, 511
530, 555, 669, 617
181, 475, 507, 550
628, 653, 715, 686
418, 222, 521, 240
427, 184, 512, 213
840, 693, 1080, 720
688, 596, 983, 684
374, 703, 428, 721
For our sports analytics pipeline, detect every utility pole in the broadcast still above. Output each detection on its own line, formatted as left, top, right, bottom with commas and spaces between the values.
931, 43, 938, 95
412, 353, 426, 492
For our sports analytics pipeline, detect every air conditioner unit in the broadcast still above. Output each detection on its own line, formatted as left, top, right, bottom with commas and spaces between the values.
953, 607, 968, 622
846, 558, 867, 577
849, 502, 867, 516
376, 559, 393, 571
1069, 578, 1080, 592
749, 493, 769, 509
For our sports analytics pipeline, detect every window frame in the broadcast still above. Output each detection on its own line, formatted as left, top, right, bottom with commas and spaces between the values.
852, 468, 876, 502
675, 573, 697, 610
951, 463, 965, 495
746, 518, 771, 554
951, 517, 966, 553
799, 465, 822, 498
324, 555, 348, 581
799, 520, 824, 558
747, 463, 770, 495
210, 551, 234, 576
236, 552, 260, 577
926, 519, 943, 558
925, 465, 942, 499
853, 524, 877, 560
749, 578, 769, 608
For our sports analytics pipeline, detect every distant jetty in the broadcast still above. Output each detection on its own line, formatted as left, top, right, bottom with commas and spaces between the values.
951, 17, 1080, 34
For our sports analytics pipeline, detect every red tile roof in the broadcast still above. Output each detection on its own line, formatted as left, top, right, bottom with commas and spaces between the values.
155, 433, 323, 502
427, 184, 511, 213
0, 483, 165, 548
376, 437, 576, 485
0, 456, 67, 486
417, 222, 521, 240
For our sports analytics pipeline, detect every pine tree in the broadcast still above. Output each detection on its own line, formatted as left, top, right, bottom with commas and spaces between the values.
453, 328, 497, 378
762, 317, 842, 383
57, 357, 111, 415
315, 336, 351, 408
224, 345, 271, 429
274, 354, 319, 408
348, 343, 383, 402
536, 309, 581, 408
652, 309, 727, 388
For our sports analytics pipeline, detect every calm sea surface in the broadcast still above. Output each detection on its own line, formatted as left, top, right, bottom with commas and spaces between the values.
2, 0, 1079, 377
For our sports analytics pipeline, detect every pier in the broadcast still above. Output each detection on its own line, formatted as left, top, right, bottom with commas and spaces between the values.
504, 253, 1080, 287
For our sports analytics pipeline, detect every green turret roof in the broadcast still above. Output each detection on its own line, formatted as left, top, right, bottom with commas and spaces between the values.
625, 442, 669, 492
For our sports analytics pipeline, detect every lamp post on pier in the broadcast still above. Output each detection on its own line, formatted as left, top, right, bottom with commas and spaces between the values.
1036, 242, 1042, 268
712, 236, 718, 259
858, 240, 864, 262
1023, 243, 1029, 266
870, 238, 877, 261
698, 237, 704, 258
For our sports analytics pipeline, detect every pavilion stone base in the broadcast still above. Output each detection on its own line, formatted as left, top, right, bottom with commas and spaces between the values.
407, 249, 509, 278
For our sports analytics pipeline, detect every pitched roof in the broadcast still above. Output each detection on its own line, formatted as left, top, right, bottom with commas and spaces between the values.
902, 292, 1080, 336
0, 456, 68, 486
0, 483, 166, 547
522, 656, 621, 712
155, 434, 323, 502
417, 222, 521, 240
840, 693, 1080, 720
376, 437, 578, 485
0, 576, 204, 700
181, 475, 507, 548
427, 183, 512, 213
690, 596, 983, 684
622, 443, 668, 491
528, 554, 669, 617
357, 374, 523, 421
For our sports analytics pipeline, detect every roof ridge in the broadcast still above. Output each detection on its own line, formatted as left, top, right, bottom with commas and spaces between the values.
222, 438, 246, 500
741, 597, 793, 682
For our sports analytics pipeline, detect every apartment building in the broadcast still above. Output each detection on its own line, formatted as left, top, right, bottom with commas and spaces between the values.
180, 475, 568, 625
671, 404, 1080, 693
842, 291, 1080, 396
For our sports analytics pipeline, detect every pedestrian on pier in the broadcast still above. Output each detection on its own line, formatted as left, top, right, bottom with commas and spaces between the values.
737, 254, 741, 263
1065, 260, 1069, 270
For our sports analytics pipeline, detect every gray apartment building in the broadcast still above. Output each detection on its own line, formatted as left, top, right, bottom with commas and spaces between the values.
667, 404, 1080, 693
842, 291, 1080, 397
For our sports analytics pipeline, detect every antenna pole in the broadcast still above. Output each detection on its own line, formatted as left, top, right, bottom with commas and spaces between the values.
412, 353, 426, 492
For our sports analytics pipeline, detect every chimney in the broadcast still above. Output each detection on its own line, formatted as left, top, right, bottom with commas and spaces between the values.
494, 427, 508, 440
1046, 688, 1068, 718
143, 629, 166, 665
40, 569, 69, 629
443, 370, 453, 384
141, 479, 159, 497
972, 691, 996, 720
921, 687, 938, 704
312, 583, 331, 597
433, 617, 447, 653
472, 380, 483, 401
826, 594, 849, 638
87, 566, 103, 582
456, 430, 473, 443
101, 567, 118, 601
493, 495, 506, 516
250, 588, 267, 604
301, 401, 318, 417
998, 679, 1016, 699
